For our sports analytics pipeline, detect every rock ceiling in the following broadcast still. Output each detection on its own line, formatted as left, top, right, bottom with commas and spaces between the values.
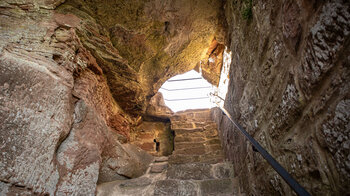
57, 0, 226, 116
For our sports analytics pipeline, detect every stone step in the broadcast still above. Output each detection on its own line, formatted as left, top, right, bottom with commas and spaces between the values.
199, 178, 235, 196
173, 146, 206, 156
171, 121, 217, 130
97, 177, 153, 196
199, 157, 225, 165
174, 142, 205, 150
167, 162, 234, 180
97, 108, 235, 196
174, 143, 222, 154
154, 156, 169, 162
174, 127, 204, 134
97, 175, 235, 196
205, 143, 223, 151
97, 161, 235, 195
150, 162, 168, 173
170, 109, 212, 122
172, 151, 223, 159
166, 163, 212, 180
154, 179, 198, 196
175, 138, 221, 146
206, 138, 221, 145
202, 122, 218, 130
174, 128, 218, 138
174, 136, 206, 143
170, 116, 213, 123
168, 153, 224, 164
154, 178, 235, 196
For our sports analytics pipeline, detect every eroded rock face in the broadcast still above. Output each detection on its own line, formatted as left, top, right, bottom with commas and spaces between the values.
0, 0, 226, 194
0, 1, 152, 194
0, 49, 73, 195
56, 100, 153, 193
195, 39, 225, 86
145, 92, 174, 120
213, 0, 350, 195
56, 0, 226, 115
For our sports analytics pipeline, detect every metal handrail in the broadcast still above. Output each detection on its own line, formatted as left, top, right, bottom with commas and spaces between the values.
211, 94, 311, 196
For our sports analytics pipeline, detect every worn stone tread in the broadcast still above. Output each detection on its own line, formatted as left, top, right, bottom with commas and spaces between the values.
154, 156, 169, 162
150, 162, 168, 173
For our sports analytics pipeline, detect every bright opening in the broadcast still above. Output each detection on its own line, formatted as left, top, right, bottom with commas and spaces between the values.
159, 70, 215, 112
210, 47, 232, 108
158, 47, 232, 113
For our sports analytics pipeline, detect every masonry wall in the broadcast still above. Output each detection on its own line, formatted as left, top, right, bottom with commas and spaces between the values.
213, 0, 350, 195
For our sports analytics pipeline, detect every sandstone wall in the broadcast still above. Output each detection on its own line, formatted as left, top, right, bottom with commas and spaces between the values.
0, 1, 152, 194
0, 0, 226, 194
213, 0, 350, 195
130, 92, 174, 156
131, 121, 174, 157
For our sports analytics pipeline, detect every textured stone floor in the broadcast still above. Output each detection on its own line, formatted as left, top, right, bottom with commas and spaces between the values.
97, 109, 237, 196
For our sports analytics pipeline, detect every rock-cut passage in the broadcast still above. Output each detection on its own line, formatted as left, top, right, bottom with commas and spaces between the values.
97, 109, 237, 196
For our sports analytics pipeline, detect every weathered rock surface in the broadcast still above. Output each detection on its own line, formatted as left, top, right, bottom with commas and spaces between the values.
0, 37, 151, 196
169, 109, 225, 164
0, 49, 73, 195
145, 92, 173, 120
97, 109, 235, 196
56, 0, 226, 115
150, 162, 168, 174
0, 1, 151, 194
213, 0, 350, 195
97, 158, 236, 196
131, 121, 174, 156
98, 143, 154, 185
0, 0, 224, 193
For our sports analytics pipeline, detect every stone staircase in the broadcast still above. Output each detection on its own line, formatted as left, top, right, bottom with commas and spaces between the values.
169, 109, 225, 164
97, 109, 236, 196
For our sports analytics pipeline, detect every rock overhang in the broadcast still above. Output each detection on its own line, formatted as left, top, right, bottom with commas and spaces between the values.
56, 0, 227, 117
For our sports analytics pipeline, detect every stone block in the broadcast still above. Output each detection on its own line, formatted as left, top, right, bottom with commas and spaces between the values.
172, 122, 195, 130
139, 142, 155, 151
138, 133, 154, 140
212, 162, 235, 179
154, 180, 198, 196
155, 156, 169, 162
207, 138, 221, 145
175, 136, 205, 143
175, 146, 206, 156
175, 142, 205, 150
119, 177, 152, 188
199, 179, 233, 195
150, 162, 168, 173
206, 144, 222, 152
167, 163, 212, 180
169, 154, 199, 164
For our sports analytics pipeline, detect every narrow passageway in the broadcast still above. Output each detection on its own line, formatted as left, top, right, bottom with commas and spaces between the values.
97, 109, 236, 196
1, 0, 349, 195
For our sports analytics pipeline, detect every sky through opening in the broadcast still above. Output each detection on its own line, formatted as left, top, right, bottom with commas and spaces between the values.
158, 47, 232, 113
158, 70, 215, 112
